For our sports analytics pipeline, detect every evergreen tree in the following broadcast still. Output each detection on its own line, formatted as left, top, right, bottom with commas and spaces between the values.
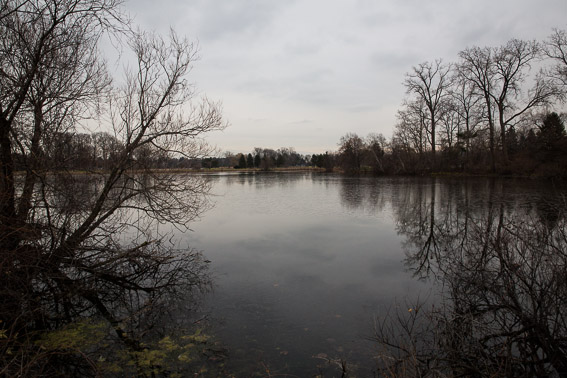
238, 154, 247, 168
539, 112, 566, 151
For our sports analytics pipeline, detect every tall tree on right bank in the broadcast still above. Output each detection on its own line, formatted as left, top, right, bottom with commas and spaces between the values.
458, 39, 559, 170
544, 29, 567, 88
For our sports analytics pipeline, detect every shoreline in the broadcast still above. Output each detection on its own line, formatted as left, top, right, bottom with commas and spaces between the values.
13, 166, 566, 181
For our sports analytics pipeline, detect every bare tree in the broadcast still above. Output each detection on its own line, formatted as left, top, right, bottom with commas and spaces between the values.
92, 131, 123, 168
449, 75, 485, 168
404, 59, 453, 163
493, 39, 558, 162
544, 28, 567, 88
365, 133, 387, 173
338, 132, 365, 173
437, 99, 460, 150
457, 46, 499, 172
395, 98, 428, 156
458, 40, 559, 169
0, 1, 224, 375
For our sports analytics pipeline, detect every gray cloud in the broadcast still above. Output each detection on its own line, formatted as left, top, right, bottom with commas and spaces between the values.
192, 0, 288, 42
124, 0, 567, 154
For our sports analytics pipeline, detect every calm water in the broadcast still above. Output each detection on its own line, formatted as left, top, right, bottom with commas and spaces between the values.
181, 173, 566, 376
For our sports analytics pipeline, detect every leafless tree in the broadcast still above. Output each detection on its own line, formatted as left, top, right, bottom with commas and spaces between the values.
92, 131, 123, 168
404, 59, 453, 163
457, 46, 499, 172
365, 133, 387, 173
458, 40, 559, 169
0, 1, 225, 375
544, 28, 567, 89
437, 99, 460, 150
395, 98, 428, 156
493, 40, 558, 162
338, 132, 365, 173
449, 76, 485, 168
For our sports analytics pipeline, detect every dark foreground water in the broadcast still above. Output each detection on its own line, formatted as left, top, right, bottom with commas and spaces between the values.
181, 173, 567, 376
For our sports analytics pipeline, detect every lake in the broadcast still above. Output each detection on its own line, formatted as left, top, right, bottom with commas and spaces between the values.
182, 173, 567, 376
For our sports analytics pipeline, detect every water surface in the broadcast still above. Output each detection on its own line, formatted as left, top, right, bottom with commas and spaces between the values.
183, 173, 566, 376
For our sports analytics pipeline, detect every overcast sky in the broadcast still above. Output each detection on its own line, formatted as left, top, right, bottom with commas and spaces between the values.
124, 0, 567, 155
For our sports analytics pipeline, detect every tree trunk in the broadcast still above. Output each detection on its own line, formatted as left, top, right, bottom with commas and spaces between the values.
498, 104, 509, 164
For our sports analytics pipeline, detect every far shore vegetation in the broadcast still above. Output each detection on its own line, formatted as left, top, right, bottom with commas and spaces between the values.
24, 109, 566, 179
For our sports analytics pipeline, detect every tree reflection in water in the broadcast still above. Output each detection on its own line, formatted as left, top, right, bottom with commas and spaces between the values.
1, 173, 216, 376
373, 178, 567, 377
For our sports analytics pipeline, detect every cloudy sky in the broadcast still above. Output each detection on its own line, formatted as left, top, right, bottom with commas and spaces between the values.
125, 0, 566, 155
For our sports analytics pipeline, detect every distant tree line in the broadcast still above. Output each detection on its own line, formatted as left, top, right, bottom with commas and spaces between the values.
11, 130, 211, 171
321, 30, 567, 177
15, 132, 316, 172
325, 110, 566, 176
203, 147, 310, 170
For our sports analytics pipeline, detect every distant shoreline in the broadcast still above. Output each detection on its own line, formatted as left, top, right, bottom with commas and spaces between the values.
14, 167, 567, 181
